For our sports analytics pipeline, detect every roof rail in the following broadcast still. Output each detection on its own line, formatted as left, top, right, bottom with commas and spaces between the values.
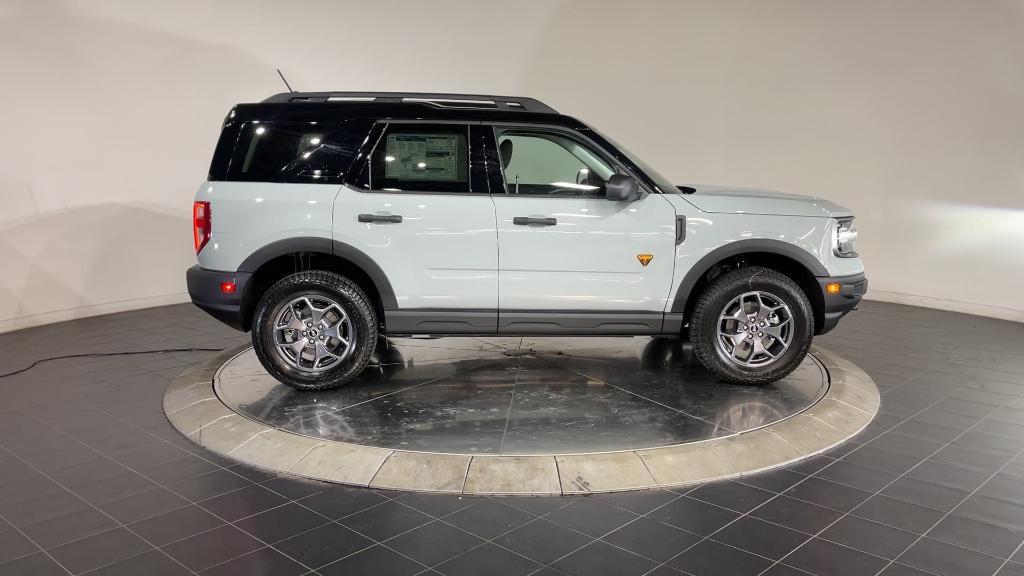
260, 91, 558, 114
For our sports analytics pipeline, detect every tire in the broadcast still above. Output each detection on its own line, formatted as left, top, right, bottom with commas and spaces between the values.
690, 266, 813, 385
251, 271, 377, 391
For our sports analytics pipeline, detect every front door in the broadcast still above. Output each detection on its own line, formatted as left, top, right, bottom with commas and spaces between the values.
489, 126, 677, 334
336, 122, 499, 334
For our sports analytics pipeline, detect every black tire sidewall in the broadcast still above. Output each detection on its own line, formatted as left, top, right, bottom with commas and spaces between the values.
251, 272, 376, 390
692, 269, 813, 384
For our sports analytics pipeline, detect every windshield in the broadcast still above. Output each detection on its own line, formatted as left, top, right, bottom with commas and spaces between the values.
590, 129, 681, 194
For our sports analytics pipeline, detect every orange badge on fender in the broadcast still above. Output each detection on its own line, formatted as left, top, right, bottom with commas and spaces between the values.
637, 254, 653, 267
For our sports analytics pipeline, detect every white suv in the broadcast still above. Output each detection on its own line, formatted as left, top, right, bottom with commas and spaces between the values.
187, 92, 866, 390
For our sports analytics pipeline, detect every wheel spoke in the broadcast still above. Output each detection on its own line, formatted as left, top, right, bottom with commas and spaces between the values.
285, 315, 306, 332
288, 338, 308, 359
713, 290, 796, 368
754, 293, 773, 322
751, 337, 775, 359
731, 340, 751, 363
313, 341, 339, 369
271, 294, 357, 374
762, 323, 787, 342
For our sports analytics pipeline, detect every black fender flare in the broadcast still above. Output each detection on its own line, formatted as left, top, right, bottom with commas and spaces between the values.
669, 239, 828, 314
237, 237, 398, 309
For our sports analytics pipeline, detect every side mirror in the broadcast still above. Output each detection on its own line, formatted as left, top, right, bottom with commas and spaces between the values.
605, 174, 641, 201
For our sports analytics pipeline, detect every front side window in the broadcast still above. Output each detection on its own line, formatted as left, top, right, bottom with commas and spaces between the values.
226, 120, 371, 183
367, 124, 470, 193
495, 129, 616, 196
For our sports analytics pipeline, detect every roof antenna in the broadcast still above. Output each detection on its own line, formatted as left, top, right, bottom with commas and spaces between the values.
276, 68, 295, 93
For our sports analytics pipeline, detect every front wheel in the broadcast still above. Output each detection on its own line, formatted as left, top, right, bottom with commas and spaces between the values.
251, 271, 377, 391
690, 267, 813, 385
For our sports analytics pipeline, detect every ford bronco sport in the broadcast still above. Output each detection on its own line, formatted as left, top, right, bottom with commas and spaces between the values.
187, 92, 866, 390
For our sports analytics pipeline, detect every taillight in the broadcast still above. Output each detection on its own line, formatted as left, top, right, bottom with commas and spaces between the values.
193, 201, 211, 254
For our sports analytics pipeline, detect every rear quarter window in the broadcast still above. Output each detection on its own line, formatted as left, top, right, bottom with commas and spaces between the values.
213, 119, 373, 184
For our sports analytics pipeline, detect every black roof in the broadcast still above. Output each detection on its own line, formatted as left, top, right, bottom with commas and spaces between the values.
261, 91, 557, 113
231, 92, 582, 128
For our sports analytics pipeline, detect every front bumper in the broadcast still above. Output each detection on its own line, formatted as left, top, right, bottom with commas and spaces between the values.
816, 272, 867, 334
186, 266, 252, 331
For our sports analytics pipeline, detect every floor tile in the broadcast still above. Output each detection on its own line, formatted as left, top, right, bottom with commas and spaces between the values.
434, 542, 541, 576
668, 538, 772, 576
0, 551, 68, 576
99, 487, 190, 524
129, 505, 223, 547
783, 537, 889, 576
197, 485, 288, 522
0, 526, 37, 564
897, 537, 1005, 576
852, 494, 945, 533
48, 527, 153, 574
783, 477, 873, 513
233, 502, 329, 545
955, 495, 1024, 531
299, 487, 389, 520
814, 459, 899, 492
688, 481, 775, 514
160, 524, 262, 572
550, 539, 657, 576
274, 522, 374, 570
200, 546, 307, 576
907, 460, 990, 492
750, 495, 843, 534
876, 563, 937, 576
165, 469, 252, 502
21, 507, 118, 549
318, 544, 423, 576
996, 562, 1024, 576
340, 500, 432, 541
259, 476, 325, 500
446, 500, 537, 539
821, 515, 918, 559
646, 496, 739, 536
87, 549, 190, 576
842, 445, 922, 475
927, 514, 1024, 558
395, 493, 478, 518
602, 516, 700, 562
714, 516, 811, 560
389, 520, 486, 566
882, 476, 969, 511
592, 490, 679, 515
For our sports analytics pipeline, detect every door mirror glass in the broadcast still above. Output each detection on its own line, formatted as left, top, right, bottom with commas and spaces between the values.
605, 174, 641, 201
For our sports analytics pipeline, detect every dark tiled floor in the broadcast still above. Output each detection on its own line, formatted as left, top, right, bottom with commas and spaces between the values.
0, 301, 1022, 575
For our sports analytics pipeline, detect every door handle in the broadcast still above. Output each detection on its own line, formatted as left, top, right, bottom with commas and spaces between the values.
512, 217, 557, 226
358, 214, 403, 224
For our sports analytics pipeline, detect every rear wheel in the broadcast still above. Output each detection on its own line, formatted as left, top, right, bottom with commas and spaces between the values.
252, 271, 377, 391
690, 267, 813, 385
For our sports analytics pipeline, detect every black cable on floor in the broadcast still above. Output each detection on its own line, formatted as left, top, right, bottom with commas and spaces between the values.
0, 348, 224, 379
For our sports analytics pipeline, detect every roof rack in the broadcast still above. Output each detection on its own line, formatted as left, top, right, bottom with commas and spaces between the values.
260, 91, 558, 114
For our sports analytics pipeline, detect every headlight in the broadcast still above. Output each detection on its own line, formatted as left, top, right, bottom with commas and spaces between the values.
834, 217, 858, 257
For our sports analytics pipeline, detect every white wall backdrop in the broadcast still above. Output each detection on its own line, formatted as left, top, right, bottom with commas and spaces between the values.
1, 0, 1022, 332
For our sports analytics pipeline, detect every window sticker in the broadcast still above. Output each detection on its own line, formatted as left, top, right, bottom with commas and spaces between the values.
384, 133, 460, 181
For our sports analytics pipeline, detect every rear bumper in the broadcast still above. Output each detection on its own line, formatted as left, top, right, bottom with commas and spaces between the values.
816, 272, 867, 334
186, 266, 251, 331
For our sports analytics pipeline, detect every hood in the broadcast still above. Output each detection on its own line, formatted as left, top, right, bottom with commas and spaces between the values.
680, 185, 853, 218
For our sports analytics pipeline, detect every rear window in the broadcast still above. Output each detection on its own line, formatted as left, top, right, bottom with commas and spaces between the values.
210, 119, 372, 183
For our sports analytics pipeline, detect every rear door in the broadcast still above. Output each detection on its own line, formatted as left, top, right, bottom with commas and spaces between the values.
488, 125, 678, 334
336, 122, 499, 333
